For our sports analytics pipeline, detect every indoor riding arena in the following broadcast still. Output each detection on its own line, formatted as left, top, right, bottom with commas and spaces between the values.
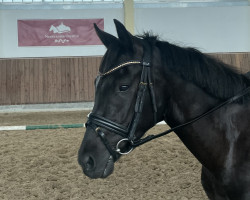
0, 1, 250, 200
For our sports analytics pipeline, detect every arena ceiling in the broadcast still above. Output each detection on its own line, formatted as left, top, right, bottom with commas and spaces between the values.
0, 0, 248, 5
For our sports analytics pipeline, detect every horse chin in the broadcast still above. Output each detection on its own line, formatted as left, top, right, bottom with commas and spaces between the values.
83, 156, 114, 179
102, 155, 115, 178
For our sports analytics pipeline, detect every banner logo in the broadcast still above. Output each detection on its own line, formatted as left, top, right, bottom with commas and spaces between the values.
49, 22, 71, 34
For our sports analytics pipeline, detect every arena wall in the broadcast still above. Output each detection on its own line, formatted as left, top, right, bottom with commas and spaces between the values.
0, 2, 249, 58
0, 56, 101, 105
0, 2, 249, 105
134, 4, 250, 53
0, 53, 249, 105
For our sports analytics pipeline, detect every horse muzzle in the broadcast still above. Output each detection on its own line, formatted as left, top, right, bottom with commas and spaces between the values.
78, 152, 115, 179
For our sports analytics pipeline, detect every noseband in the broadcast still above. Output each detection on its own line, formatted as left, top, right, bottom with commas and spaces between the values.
86, 42, 250, 161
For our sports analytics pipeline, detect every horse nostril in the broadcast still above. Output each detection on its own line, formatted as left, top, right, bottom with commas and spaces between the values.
85, 156, 95, 171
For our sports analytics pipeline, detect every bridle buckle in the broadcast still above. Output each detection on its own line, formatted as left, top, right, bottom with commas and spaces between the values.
116, 138, 134, 155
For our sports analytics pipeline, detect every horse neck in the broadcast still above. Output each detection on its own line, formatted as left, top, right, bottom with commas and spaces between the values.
161, 71, 228, 172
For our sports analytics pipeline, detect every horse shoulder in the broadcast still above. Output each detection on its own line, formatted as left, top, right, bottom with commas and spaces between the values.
220, 103, 250, 199
201, 166, 229, 200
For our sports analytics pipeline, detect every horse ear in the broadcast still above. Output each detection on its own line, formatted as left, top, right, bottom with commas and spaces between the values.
113, 19, 133, 48
94, 23, 118, 48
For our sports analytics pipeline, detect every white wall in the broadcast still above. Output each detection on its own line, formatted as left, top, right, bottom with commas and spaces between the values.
135, 4, 250, 53
0, 2, 249, 58
0, 10, 3, 56
0, 4, 123, 58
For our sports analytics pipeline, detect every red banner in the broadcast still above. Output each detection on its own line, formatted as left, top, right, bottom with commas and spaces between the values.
18, 19, 104, 46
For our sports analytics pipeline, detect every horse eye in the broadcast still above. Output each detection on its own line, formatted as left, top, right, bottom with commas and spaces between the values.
119, 85, 129, 92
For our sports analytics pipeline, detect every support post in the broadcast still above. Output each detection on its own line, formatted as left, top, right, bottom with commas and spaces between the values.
124, 0, 134, 34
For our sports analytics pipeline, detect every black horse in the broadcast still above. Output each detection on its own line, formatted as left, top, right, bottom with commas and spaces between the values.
78, 19, 250, 200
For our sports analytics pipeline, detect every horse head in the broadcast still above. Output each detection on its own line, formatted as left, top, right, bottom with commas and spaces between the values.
78, 19, 165, 179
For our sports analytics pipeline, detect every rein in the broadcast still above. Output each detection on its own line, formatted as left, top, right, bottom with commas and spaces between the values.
86, 43, 250, 160
131, 85, 250, 147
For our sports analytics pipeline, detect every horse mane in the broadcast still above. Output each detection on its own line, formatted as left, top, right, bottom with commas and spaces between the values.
141, 33, 250, 100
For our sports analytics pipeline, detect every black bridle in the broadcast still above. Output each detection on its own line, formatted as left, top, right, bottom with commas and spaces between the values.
86, 43, 250, 161
86, 42, 158, 160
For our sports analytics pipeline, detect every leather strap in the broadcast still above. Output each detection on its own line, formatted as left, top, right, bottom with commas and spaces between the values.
86, 122, 119, 161
131, 86, 250, 148
87, 113, 128, 138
